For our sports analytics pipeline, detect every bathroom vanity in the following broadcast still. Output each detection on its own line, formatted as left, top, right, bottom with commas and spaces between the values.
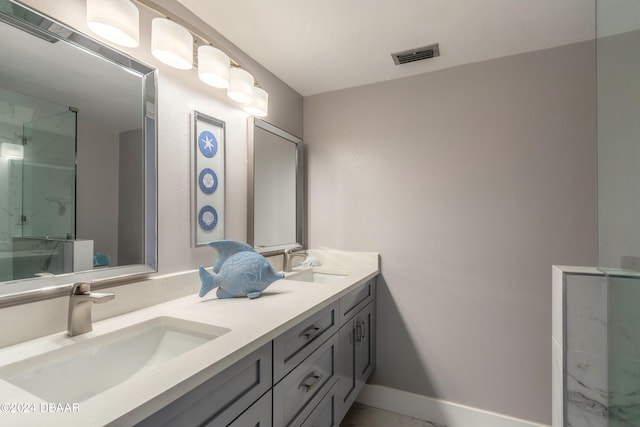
0, 250, 379, 426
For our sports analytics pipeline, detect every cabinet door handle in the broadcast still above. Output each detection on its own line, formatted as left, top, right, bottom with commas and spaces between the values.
299, 325, 323, 341
298, 372, 323, 392
356, 319, 367, 344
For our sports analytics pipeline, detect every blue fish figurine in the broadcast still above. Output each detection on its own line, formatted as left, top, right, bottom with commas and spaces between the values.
199, 251, 284, 299
207, 240, 256, 273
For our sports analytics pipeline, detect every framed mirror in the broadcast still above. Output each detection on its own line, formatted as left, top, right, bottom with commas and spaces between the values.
0, 0, 157, 305
248, 118, 303, 255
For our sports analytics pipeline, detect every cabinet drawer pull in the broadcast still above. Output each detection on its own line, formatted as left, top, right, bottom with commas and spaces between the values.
298, 372, 323, 392
299, 325, 323, 341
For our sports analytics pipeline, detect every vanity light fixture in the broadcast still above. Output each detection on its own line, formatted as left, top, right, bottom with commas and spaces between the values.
86, 0, 140, 48
151, 18, 193, 70
243, 87, 268, 117
85, 0, 268, 113
227, 68, 255, 104
198, 45, 230, 88
0, 142, 24, 160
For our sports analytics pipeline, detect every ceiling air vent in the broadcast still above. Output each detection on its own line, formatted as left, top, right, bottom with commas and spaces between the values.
391, 43, 440, 65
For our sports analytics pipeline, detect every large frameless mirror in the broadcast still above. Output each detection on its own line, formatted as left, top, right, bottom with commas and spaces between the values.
0, 0, 157, 306
248, 118, 303, 255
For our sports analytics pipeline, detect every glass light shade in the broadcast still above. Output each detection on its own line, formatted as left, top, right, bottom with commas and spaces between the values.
151, 18, 193, 70
243, 87, 269, 117
0, 143, 24, 159
227, 68, 255, 104
86, 0, 139, 48
198, 46, 230, 88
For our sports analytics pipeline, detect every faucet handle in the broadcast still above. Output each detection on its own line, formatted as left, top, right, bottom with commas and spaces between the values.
70, 282, 114, 302
71, 282, 91, 295
285, 246, 305, 254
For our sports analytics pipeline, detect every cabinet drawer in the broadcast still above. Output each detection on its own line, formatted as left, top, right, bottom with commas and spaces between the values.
273, 334, 338, 427
225, 390, 272, 427
300, 382, 338, 427
136, 343, 272, 427
273, 301, 339, 382
340, 278, 375, 325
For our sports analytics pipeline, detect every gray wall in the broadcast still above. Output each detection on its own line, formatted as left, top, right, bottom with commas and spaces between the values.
118, 128, 144, 266
304, 40, 597, 423
76, 119, 119, 263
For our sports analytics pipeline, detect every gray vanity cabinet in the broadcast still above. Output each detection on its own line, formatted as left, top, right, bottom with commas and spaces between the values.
136, 276, 377, 427
339, 278, 375, 326
273, 333, 339, 426
135, 343, 272, 427
273, 277, 377, 427
336, 279, 376, 421
300, 382, 339, 427
226, 390, 272, 427
272, 300, 340, 426
273, 301, 339, 383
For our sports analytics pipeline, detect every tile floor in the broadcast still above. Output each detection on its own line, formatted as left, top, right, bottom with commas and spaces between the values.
340, 403, 446, 427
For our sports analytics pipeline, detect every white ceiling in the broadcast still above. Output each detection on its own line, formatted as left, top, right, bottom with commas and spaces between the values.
178, 0, 596, 96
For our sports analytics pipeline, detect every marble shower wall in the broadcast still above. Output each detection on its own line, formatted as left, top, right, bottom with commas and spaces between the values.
607, 275, 640, 426
11, 237, 65, 279
555, 269, 640, 426
565, 274, 608, 427
553, 270, 608, 427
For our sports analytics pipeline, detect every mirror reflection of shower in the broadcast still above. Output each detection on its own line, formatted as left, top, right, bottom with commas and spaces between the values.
46, 196, 73, 215
0, 86, 78, 281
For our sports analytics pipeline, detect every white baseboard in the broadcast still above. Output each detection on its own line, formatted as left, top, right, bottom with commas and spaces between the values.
356, 384, 549, 427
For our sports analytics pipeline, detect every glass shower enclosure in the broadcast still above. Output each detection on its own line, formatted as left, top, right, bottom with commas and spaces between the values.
20, 109, 77, 239
0, 86, 77, 280
596, 0, 640, 425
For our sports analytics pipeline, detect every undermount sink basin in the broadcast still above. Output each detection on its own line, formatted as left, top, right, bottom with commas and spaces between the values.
0, 316, 230, 402
285, 269, 348, 284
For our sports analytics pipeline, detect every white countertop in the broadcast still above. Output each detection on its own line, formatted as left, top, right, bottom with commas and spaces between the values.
0, 250, 379, 426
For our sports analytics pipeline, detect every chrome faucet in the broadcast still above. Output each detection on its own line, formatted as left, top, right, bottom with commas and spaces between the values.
283, 247, 308, 272
67, 282, 115, 337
